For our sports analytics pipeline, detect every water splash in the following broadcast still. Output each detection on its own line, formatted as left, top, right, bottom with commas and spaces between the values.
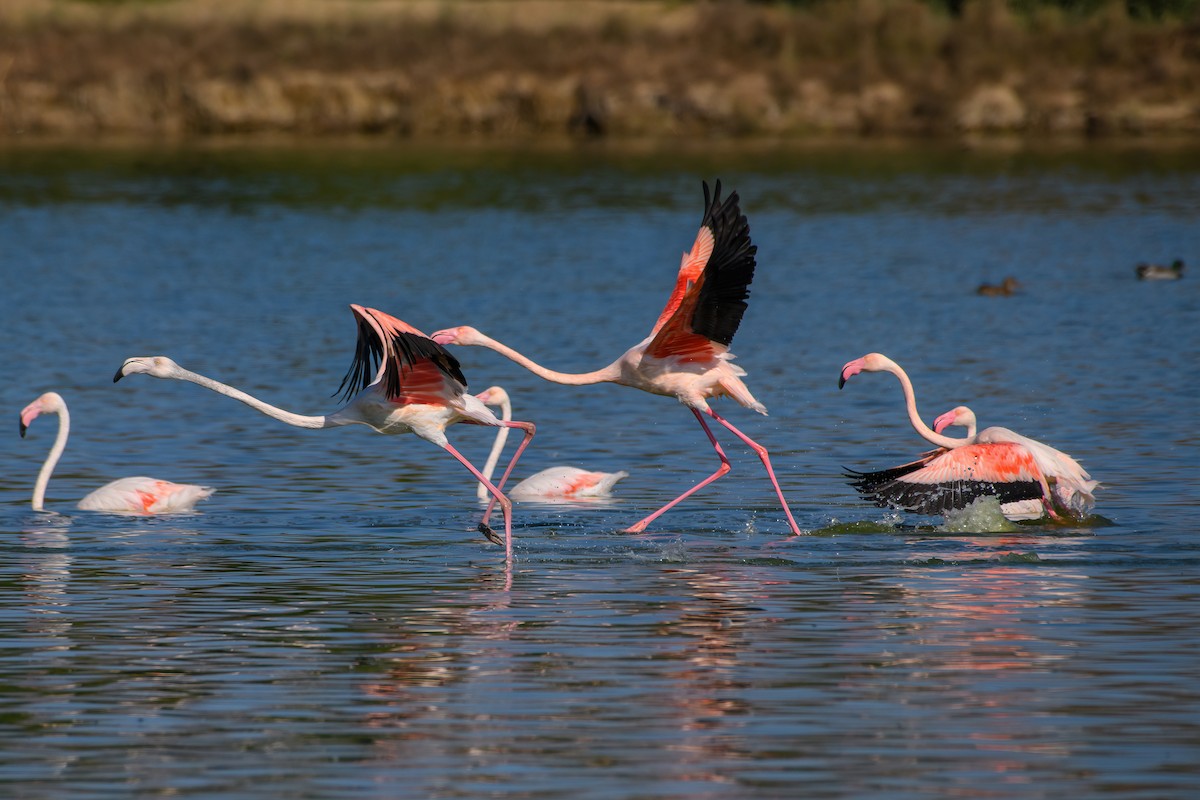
940, 496, 1020, 534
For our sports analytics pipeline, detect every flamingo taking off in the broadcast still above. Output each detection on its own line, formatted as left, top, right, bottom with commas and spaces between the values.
474, 385, 629, 501
838, 353, 1096, 521
20, 391, 214, 514
114, 304, 535, 559
432, 180, 800, 535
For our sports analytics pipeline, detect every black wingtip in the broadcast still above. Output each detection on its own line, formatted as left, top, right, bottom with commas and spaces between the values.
478, 522, 503, 547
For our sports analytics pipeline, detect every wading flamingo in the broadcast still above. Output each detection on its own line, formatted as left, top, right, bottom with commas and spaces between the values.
933, 405, 1098, 517
475, 385, 629, 501
114, 305, 535, 559
20, 391, 214, 514
838, 353, 1075, 521
433, 180, 801, 535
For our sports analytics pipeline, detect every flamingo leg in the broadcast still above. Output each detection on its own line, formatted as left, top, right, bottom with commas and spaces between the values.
623, 408, 732, 534
442, 442, 513, 562
704, 407, 803, 536
481, 421, 536, 528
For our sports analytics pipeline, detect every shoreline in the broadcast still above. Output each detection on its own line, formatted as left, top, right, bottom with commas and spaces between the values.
2, 1, 1198, 141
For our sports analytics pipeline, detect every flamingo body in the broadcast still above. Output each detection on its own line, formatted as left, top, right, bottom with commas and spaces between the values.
474, 386, 628, 501
115, 305, 535, 557
510, 467, 631, 501
19, 391, 214, 514
433, 180, 799, 535
934, 406, 1098, 517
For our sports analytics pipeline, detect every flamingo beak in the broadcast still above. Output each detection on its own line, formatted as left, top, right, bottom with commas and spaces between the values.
113, 366, 125, 383
19, 418, 27, 438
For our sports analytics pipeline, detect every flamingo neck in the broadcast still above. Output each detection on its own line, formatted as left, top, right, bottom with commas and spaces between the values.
169, 366, 332, 429
31, 406, 69, 511
478, 394, 513, 500
884, 363, 963, 450
471, 332, 620, 387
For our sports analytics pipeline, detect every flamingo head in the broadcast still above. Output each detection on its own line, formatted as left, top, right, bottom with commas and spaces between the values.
114, 356, 182, 383
838, 353, 895, 389
474, 385, 510, 407
934, 405, 976, 434
19, 392, 64, 438
431, 325, 482, 347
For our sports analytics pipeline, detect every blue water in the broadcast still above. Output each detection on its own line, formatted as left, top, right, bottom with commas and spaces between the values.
1, 141, 1198, 798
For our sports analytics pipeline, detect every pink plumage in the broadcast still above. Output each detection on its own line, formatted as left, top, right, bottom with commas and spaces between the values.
433, 180, 800, 536
19, 392, 214, 515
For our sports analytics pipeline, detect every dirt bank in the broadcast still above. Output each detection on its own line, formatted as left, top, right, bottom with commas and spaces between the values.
1, 0, 1198, 140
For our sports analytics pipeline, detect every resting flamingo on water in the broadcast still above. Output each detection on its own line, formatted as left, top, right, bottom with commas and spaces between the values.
20, 391, 214, 514
433, 180, 801, 535
114, 304, 535, 559
838, 353, 1096, 521
474, 385, 629, 501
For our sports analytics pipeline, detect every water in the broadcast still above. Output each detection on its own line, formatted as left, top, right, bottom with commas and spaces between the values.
1, 141, 1198, 798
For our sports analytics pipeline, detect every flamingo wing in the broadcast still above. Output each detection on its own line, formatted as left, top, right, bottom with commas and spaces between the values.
645, 180, 756, 362
846, 443, 1046, 517
977, 426, 1098, 515
336, 305, 468, 406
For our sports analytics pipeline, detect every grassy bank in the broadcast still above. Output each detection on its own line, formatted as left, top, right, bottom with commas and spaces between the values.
1, 0, 1198, 140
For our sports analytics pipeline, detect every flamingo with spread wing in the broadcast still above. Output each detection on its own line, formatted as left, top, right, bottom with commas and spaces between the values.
433, 180, 800, 535
839, 353, 1096, 521
115, 304, 535, 558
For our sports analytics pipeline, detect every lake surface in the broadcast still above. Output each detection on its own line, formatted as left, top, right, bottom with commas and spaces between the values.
1, 140, 1198, 798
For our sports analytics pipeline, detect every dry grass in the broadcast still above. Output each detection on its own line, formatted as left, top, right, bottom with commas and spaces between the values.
1, 0, 1197, 138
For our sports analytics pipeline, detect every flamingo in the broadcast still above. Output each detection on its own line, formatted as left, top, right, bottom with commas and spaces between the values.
19, 391, 215, 514
432, 180, 801, 535
838, 353, 1080, 521
474, 385, 629, 501
113, 304, 536, 558
933, 405, 1098, 517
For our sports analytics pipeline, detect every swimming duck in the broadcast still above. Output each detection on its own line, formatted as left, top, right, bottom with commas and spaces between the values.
1135, 259, 1184, 280
976, 276, 1022, 296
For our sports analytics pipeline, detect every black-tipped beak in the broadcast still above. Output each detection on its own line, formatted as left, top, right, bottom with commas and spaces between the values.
477, 522, 503, 547
838, 375, 847, 390
19, 419, 27, 438
113, 366, 125, 383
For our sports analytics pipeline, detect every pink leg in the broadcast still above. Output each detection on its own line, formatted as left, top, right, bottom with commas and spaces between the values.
705, 408, 802, 536
481, 420, 536, 528
442, 442, 513, 562
623, 408, 732, 534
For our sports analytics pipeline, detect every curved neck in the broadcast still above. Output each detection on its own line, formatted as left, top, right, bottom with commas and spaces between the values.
32, 406, 69, 511
472, 332, 619, 386
885, 364, 962, 449
478, 394, 512, 500
170, 366, 331, 429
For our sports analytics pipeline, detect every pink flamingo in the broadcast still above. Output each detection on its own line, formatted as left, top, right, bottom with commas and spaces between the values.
433, 180, 800, 535
838, 353, 1095, 521
474, 385, 629, 501
114, 305, 535, 558
20, 391, 215, 514
933, 405, 1098, 517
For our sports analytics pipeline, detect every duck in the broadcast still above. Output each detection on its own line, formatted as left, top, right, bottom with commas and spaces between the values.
976, 276, 1022, 296
1135, 259, 1184, 280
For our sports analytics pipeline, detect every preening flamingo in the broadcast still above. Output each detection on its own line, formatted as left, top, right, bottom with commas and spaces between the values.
19, 391, 214, 514
933, 405, 1098, 517
433, 180, 800, 535
838, 353, 1085, 521
114, 305, 535, 558
474, 385, 629, 501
